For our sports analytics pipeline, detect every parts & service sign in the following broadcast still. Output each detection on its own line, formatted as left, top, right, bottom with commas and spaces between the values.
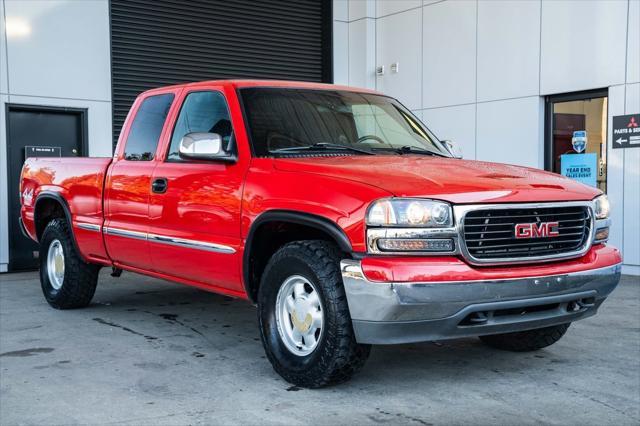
612, 113, 640, 149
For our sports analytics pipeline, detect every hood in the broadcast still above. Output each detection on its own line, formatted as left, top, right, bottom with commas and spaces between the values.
274, 156, 600, 204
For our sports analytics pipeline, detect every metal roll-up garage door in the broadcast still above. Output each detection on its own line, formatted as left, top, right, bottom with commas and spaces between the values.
110, 0, 332, 147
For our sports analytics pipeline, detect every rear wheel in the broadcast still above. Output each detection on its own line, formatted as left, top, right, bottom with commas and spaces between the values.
479, 323, 571, 352
40, 218, 99, 309
258, 240, 370, 388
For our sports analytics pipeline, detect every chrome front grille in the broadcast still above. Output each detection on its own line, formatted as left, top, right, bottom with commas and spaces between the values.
460, 204, 593, 264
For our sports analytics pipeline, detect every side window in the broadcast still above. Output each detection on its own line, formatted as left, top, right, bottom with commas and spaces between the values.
167, 91, 233, 162
124, 93, 174, 161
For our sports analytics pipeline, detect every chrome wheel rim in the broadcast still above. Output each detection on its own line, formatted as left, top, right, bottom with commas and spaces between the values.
47, 239, 65, 290
275, 275, 324, 356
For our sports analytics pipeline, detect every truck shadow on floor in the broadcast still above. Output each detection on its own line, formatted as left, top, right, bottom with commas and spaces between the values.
86, 276, 576, 386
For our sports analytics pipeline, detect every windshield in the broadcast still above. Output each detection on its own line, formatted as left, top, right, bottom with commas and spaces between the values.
239, 88, 450, 157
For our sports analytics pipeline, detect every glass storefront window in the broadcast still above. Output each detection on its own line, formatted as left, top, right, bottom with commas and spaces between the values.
546, 92, 608, 193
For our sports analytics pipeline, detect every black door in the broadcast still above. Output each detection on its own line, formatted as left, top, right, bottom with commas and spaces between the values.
6, 105, 87, 271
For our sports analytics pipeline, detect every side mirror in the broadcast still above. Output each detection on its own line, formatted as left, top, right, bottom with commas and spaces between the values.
178, 132, 236, 162
441, 140, 463, 159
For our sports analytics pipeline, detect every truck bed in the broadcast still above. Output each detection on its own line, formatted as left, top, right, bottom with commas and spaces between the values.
21, 157, 113, 264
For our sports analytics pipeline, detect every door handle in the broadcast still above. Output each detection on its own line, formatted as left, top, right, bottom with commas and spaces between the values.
151, 178, 168, 194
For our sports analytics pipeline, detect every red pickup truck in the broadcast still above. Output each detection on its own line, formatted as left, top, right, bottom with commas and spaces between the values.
20, 80, 621, 388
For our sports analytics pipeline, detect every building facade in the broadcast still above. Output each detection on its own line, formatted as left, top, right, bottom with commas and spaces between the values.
1, 0, 639, 274
332, 0, 639, 275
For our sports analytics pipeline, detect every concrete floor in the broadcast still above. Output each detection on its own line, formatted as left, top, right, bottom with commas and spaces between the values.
0, 270, 638, 426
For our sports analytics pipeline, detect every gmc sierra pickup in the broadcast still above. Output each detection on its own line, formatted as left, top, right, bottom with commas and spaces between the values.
20, 80, 621, 388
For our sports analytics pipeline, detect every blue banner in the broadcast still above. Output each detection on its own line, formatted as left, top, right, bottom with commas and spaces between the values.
561, 153, 597, 187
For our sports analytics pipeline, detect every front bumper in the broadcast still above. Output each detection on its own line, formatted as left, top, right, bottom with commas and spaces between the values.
341, 259, 622, 344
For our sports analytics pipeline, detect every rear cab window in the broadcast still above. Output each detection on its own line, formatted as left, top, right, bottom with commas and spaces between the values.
124, 93, 175, 161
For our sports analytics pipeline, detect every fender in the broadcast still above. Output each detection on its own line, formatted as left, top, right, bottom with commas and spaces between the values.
242, 210, 353, 301
34, 191, 88, 263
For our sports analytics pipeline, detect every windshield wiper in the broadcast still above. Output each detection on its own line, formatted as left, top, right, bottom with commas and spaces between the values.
270, 142, 375, 155
372, 145, 447, 157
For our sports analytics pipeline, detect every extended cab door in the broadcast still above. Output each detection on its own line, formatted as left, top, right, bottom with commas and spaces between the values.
147, 86, 248, 295
104, 91, 178, 271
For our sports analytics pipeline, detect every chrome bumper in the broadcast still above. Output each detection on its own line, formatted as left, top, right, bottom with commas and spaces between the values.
340, 260, 622, 344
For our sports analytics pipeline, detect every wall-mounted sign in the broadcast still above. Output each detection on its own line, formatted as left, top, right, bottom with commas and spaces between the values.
612, 113, 640, 149
25, 146, 62, 158
571, 130, 587, 153
561, 153, 597, 187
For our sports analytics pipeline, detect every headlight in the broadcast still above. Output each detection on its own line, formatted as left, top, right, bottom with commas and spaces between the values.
593, 194, 610, 219
366, 198, 452, 227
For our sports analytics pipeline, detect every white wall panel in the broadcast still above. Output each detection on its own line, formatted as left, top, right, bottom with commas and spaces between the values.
376, 0, 421, 18
348, 18, 376, 89
0, 94, 8, 272
333, 21, 349, 85
477, 0, 540, 102
623, 83, 640, 266
606, 85, 625, 260
0, 0, 8, 94
349, 0, 375, 21
476, 97, 543, 168
4, 0, 110, 101
422, 1, 476, 108
423, 104, 476, 160
376, 8, 422, 110
333, 0, 348, 21
540, 0, 627, 95
627, 0, 640, 84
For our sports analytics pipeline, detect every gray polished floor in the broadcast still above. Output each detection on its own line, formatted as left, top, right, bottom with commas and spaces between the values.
1, 269, 638, 425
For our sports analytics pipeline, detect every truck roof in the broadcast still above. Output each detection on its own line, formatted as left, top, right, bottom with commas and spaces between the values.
141, 79, 382, 96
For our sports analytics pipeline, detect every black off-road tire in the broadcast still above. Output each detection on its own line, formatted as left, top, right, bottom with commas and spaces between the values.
39, 218, 100, 309
479, 323, 571, 352
258, 240, 371, 388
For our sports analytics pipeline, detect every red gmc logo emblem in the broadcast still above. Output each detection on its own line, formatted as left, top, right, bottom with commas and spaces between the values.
514, 222, 560, 239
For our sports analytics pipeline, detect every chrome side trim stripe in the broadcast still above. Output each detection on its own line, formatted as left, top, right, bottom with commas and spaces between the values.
104, 226, 147, 241
76, 223, 102, 232
147, 233, 236, 254
103, 226, 235, 254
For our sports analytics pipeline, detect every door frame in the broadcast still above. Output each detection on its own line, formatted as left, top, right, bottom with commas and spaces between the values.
5, 104, 88, 270
543, 88, 609, 172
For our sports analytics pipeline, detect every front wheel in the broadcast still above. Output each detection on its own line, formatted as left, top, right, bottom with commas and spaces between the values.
258, 240, 370, 388
479, 323, 571, 352
40, 218, 99, 309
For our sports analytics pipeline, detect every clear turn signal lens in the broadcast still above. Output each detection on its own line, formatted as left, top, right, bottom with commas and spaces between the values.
595, 227, 609, 242
377, 238, 454, 252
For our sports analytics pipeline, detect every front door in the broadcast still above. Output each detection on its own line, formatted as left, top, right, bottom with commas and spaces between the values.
6, 105, 85, 271
148, 88, 246, 295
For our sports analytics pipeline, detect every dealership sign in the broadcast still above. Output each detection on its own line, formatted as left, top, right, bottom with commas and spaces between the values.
571, 130, 587, 153
612, 113, 640, 149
